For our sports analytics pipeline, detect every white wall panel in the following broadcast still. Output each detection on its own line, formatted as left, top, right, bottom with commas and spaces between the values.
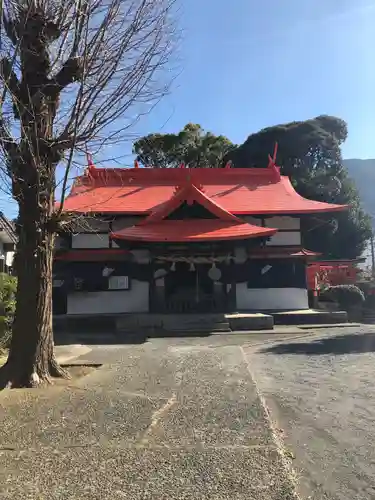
71, 233, 109, 249
266, 231, 301, 246
67, 280, 149, 314
264, 217, 300, 230
71, 217, 109, 233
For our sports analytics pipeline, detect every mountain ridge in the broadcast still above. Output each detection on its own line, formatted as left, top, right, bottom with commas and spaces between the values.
343, 158, 375, 222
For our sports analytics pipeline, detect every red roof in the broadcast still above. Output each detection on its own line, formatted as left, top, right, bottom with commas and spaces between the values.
111, 219, 276, 243
142, 179, 239, 224
62, 166, 347, 215
110, 174, 278, 243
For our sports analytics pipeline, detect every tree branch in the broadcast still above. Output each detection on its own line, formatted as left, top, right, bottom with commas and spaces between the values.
0, 118, 17, 156
0, 57, 21, 118
0, 57, 20, 95
52, 56, 84, 90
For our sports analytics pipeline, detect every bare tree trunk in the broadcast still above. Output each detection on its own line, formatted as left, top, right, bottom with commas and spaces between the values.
0, 202, 68, 388
0, 0, 176, 388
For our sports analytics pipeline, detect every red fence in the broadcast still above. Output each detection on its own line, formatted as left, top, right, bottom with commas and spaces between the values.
307, 262, 359, 291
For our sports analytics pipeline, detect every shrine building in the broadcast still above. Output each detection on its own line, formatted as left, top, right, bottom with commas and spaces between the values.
53, 156, 346, 318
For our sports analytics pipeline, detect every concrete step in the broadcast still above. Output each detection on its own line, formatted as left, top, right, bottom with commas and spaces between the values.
226, 313, 273, 331
163, 323, 231, 333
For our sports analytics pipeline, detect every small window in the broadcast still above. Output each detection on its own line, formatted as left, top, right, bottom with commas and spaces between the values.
108, 275, 130, 290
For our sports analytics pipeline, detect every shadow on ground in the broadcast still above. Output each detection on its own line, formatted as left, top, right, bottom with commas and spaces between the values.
262, 331, 375, 355
54, 331, 211, 346
54, 334, 148, 346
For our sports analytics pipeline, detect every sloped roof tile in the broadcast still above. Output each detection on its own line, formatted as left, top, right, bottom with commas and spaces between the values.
62, 167, 347, 215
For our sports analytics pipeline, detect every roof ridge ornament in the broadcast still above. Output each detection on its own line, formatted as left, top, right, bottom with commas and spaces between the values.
174, 169, 204, 194
267, 142, 281, 180
84, 150, 96, 176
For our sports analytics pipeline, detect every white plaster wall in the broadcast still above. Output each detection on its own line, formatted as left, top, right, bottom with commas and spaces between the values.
71, 217, 109, 233
266, 231, 301, 246
112, 217, 144, 231
71, 233, 109, 249
236, 283, 308, 310
264, 216, 300, 230
67, 280, 149, 314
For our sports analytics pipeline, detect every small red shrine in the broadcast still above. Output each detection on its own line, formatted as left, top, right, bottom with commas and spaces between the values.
53, 156, 347, 316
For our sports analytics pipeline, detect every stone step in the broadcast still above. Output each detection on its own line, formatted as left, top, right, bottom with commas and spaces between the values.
226, 313, 273, 331
163, 323, 231, 333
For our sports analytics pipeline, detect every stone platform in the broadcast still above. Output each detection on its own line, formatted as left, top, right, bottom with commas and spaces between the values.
54, 309, 348, 339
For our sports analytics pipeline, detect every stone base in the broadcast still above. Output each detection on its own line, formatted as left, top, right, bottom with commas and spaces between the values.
116, 313, 230, 336
54, 308, 349, 340
226, 313, 274, 331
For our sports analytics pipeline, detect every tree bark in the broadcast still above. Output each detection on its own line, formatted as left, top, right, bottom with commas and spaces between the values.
0, 202, 69, 388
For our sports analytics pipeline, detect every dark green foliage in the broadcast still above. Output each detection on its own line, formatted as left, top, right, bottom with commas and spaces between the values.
321, 284, 365, 310
225, 115, 372, 259
133, 123, 235, 168
0, 274, 17, 348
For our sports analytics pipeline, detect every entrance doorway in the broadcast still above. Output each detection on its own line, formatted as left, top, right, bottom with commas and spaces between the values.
162, 262, 226, 313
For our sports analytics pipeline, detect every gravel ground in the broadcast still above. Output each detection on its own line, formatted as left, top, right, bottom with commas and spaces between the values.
246, 326, 375, 500
0, 340, 297, 500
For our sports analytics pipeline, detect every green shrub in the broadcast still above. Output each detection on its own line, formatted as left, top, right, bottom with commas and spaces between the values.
321, 284, 365, 310
0, 273, 17, 348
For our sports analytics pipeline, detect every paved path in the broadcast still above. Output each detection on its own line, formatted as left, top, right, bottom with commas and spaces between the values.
246, 326, 375, 500
0, 341, 296, 500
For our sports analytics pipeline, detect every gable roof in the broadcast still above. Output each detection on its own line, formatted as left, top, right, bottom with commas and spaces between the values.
111, 176, 278, 243
139, 176, 239, 224
62, 165, 347, 216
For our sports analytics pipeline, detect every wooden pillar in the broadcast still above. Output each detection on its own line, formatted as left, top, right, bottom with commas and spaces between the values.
228, 257, 236, 312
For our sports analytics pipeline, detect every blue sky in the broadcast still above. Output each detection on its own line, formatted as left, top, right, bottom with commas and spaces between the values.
159, 0, 375, 159
1, 0, 375, 218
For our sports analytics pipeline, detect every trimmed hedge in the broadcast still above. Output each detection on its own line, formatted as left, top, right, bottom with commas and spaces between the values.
321, 284, 365, 311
